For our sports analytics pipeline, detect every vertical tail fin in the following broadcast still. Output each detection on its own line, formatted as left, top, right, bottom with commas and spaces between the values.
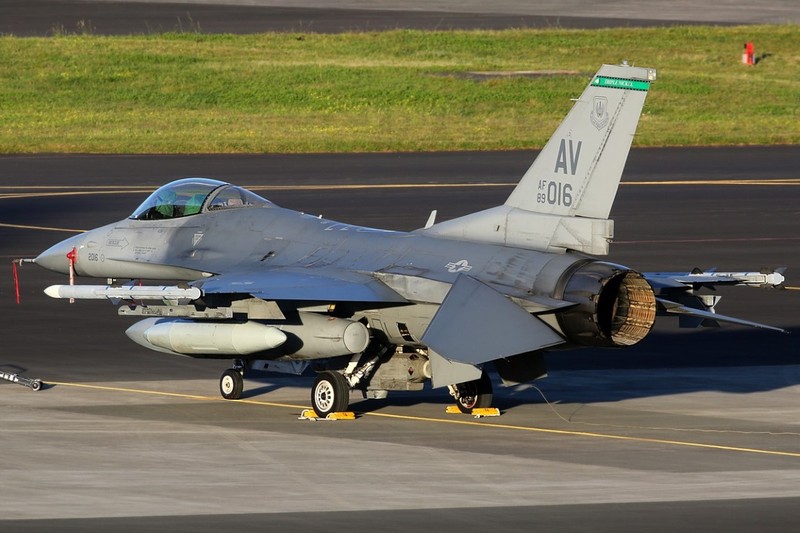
505, 63, 655, 219
423, 63, 656, 255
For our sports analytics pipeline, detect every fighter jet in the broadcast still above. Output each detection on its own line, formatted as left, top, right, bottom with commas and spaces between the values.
34, 63, 785, 416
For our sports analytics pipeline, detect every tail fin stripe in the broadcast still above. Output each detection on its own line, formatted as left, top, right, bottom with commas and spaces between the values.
591, 76, 651, 91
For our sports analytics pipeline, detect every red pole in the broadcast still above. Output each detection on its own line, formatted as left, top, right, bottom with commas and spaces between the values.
66, 247, 77, 303
12, 261, 21, 304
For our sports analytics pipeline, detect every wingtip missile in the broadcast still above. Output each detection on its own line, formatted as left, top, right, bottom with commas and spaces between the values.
708, 270, 786, 288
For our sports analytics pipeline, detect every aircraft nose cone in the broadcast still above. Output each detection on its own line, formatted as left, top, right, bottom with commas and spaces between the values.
35, 234, 84, 274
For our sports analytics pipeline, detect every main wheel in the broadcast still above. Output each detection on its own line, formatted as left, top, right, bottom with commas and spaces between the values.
311, 371, 350, 417
220, 369, 243, 400
455, 371, 493, 414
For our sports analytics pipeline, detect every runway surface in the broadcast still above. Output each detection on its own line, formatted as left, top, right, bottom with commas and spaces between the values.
1, 148, 799, 530
4, 0, 800, 36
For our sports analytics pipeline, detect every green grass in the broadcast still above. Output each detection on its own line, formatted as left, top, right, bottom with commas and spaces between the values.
0, 26, 798, 153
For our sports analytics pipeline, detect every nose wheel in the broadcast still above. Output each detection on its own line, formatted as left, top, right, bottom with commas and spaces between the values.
220, 367, 244, 400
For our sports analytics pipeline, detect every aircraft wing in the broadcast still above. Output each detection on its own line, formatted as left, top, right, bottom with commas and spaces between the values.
195, 267, 408, 305
421, 274, 565, 386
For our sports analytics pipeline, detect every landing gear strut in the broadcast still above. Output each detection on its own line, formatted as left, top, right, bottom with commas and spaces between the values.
311, 370, 350, 417
220, 360, 245, 400
453, 371, 493, 414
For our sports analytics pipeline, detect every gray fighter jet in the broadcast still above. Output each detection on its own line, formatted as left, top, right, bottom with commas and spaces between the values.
35, 64, 785, 416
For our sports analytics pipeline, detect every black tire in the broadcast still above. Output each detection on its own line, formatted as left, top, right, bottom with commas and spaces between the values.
311, 371, 350, 417
220, 369, 244, 400
455, 371, 493, 414
30, 380, 42, 392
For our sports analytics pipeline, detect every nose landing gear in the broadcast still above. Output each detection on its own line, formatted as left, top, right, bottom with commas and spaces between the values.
219, 360, 245, 400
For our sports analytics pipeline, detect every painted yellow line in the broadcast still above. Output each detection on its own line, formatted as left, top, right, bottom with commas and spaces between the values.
616, 236, 800, 245
1, 177, 798, 200
2, 178, 799, 190
784, 286, 800, 291
4, 178, 798, 190
0, 222, 85, 233
364, 411, 800, 458
0, 183, 514, 191
49, 381, 800, 459
0, 190, 153, 200
624, 179, 800, 186
0, 185, 152, 190
250, 183, 517, 191
49, 381, 308, 410
0, 183, 514, 201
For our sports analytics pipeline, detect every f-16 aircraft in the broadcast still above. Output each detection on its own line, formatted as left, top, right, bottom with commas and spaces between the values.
34, 63, 785, 416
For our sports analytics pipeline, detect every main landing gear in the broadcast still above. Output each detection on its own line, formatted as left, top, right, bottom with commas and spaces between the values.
451, 371, 493, 414
219, 360, 244, 400
216, 356, 494, 417
311, 371, 350, 417
216, 358, 355, 417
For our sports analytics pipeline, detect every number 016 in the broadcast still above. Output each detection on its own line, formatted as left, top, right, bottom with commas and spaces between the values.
537, 182, 572, 206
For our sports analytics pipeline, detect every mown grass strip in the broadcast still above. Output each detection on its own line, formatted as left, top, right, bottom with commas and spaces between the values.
0, 26, 798, 153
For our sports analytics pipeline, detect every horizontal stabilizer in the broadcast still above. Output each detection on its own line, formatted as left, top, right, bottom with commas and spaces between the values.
421, 274, 564, 371
657, 298, 786, 333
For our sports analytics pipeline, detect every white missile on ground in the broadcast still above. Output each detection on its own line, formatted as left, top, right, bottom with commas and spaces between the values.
126, 318, 288, 356
44, 285, 202, 301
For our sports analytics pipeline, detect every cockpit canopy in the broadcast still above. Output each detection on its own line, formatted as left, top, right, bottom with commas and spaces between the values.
130, 178, 272, 221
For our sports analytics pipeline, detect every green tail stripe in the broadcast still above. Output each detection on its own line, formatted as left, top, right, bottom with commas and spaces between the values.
591, 76, 650, 91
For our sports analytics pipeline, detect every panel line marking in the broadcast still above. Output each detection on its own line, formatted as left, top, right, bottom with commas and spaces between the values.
47, 381, 800, 459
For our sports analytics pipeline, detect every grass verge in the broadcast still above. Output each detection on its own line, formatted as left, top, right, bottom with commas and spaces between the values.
0, 25, 798, 153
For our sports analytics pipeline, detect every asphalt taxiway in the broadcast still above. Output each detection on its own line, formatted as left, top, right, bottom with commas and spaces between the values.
1, 148, 799, 531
